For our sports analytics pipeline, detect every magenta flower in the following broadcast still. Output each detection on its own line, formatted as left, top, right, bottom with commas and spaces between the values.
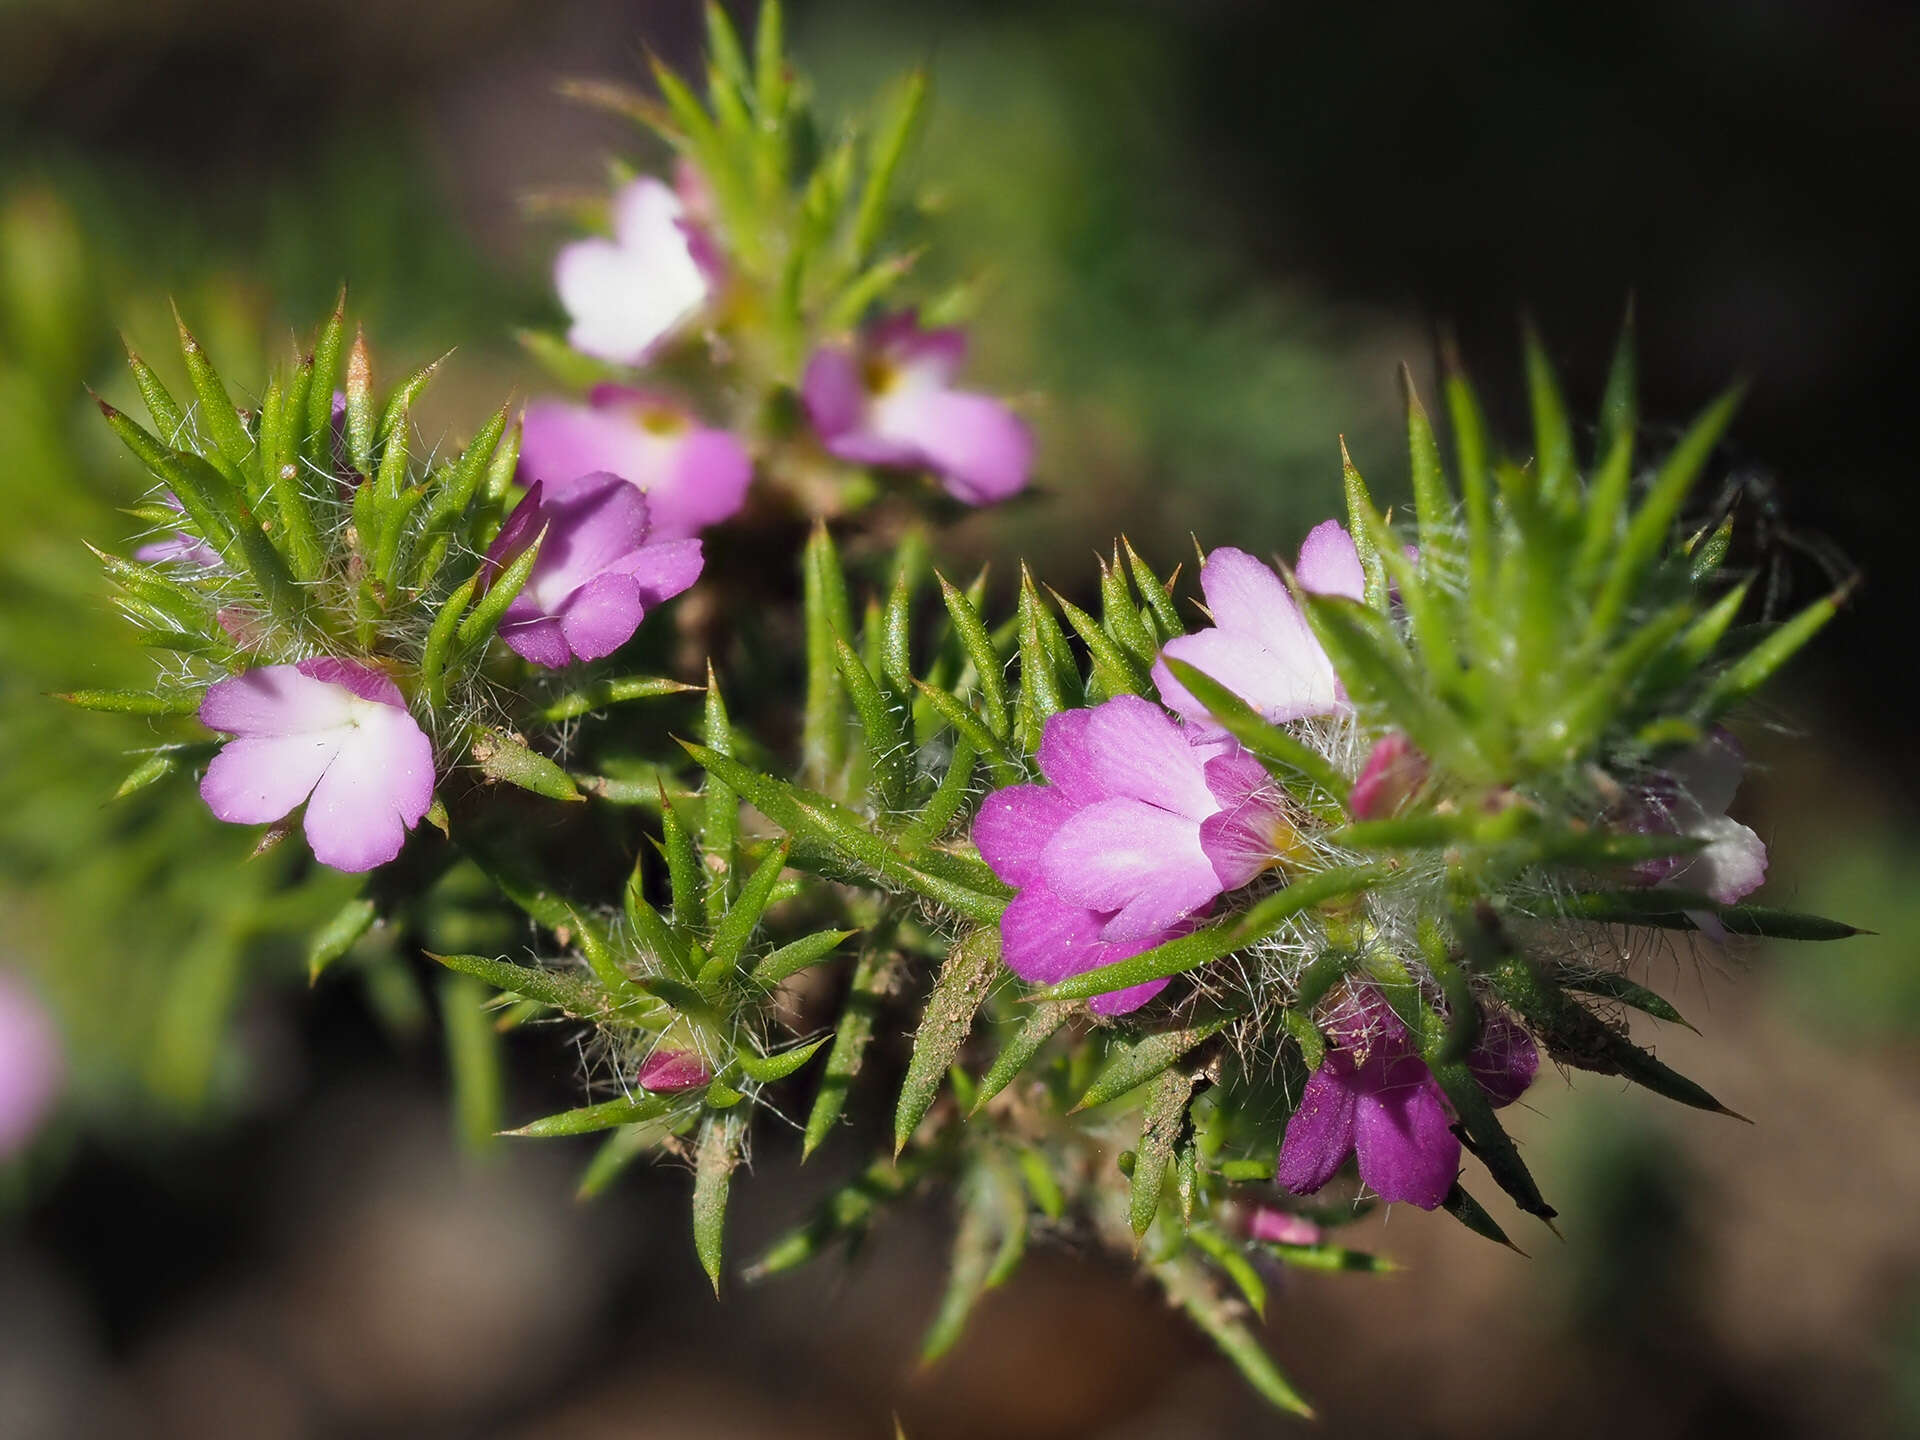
972, 696, 1288, 1014
0, 972, 64, 1159
1631, 728, 1768, 908
1152, 520, 1364, 732
801, 313, 1032, 506
136, 493, 220, 568
486, 472, 703, 669
519, 386, 751, 540
1278, 986, 1538, 1211
556, 177, 717, 365
637, 1048, 712, 1093
199, 658, 435, 873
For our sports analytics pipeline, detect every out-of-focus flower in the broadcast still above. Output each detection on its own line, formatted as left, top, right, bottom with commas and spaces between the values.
1631, 728, 1768, 907
1152, 521, 1363, 732
972, 696, 1286, 1014
199, 658, 435, 873
135, 493, 219, 568
1278, 986, 1537, 1210
801, 313, 1032, 505
637, 1048, 712, 1093
519, 387, 751, 540
0, 972, 64, 1159
487, 473, 703, 669
1245, 1207, 1324, 1247
556, 177, 716, 365
1348, 732, 1428, 819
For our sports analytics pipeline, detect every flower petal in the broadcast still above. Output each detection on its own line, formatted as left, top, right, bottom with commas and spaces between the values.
498, 615, 572, 669
1043, 797, 1220, 938
200, 732, 341, 825
301, 702, 435, 872
1295, 519, 1365, 600
972, 784, 1078, 887
557, 570, 645, 664
877, 387, 1032, 505
801, 345, 865, 442
608, 537, 704, 608
556, 178, 708, 364
1277, 1063, 1361, 1197
1468, 1012, 1540, 1109
1156, 624, 1338, 728
1087, 977, 1171, 1016
998, 886, 1109, 986
1352, 1066, 1459, 1210
200, 663, 357, 737
1078, 694, 1217, 818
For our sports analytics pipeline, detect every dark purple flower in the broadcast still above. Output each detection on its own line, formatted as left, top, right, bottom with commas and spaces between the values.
199, 658, 435, 873
1277, 986, 1537, 1211
556, 177, 717, 364
486, 471, 703, 669
637, 1048, 712, 1093
0, 971, 64, 1158
519, 386, 750, 540
972, 696, 1287, 1014
1152, 521, 1364, 733
801, 313, 1032, 505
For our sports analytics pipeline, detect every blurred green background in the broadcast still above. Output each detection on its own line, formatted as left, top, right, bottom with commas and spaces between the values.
4, 1, 1918, 1436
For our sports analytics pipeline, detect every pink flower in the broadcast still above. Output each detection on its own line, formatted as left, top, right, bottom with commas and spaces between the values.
519, 387, 751, 540
801, 313, 1032, 505
972, 696, 1288, 1014
199, 658, 435, 873
136, 493, 220, 568
1245, 1208, 1324, 1247
485, 473, 704, 669
556, 177, 717, 365
1151, 521, 1364, 733
1277, 987, 1537, 1211
637, 1048, 712, 1093
0, 972, 64, 1158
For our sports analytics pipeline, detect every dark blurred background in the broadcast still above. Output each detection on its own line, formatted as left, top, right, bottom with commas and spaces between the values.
4, 1, 1919, 1436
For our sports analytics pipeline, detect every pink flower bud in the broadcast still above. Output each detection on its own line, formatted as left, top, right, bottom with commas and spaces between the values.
1348, 732, 1428, 819
637, 1048, 711, 1093
1246, 1207, 1323, 1247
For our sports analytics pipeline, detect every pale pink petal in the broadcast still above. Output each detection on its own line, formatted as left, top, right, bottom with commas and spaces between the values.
1078, 694, 1217, 818
295, 656, 405, 708
200, 732, 342, 825
878, 387, 1032, 504
301, 702, 435, 873
1156, 625, 1338, 727
1677, 815, 1769, 904
650, 427, 751, 539
200, 663, 357, 737
1043, 798, 1221, 939
1296, 519, 1365, 600
556, 178, 709, 364
1034, 707, 1107, 804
